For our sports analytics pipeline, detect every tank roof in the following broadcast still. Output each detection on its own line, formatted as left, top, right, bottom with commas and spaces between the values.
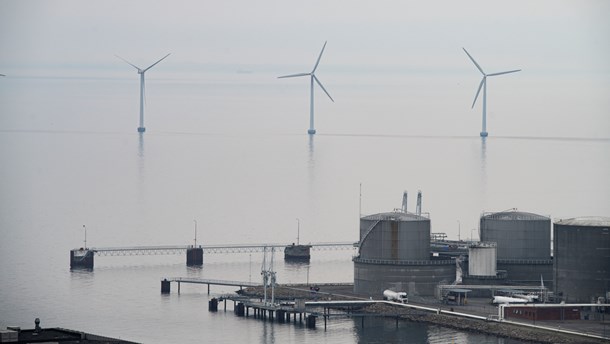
362, 211, 429, 222
554, 216, 610, 227
481, 210, 549, 221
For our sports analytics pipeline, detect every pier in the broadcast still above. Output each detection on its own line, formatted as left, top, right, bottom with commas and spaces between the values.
69, 241, 357, 269
164, 280, 610, 340
160, 277, 262, 294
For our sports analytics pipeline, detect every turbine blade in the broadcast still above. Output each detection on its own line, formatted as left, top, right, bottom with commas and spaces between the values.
487, 69, 521, 77
472, 77, 485, 108
115, 55, 141, 70
143, 53, 171, 72
313, 75, 334, 102
462, 48, 485, 75
311, 41, 328, 73
278, 72, 310, 79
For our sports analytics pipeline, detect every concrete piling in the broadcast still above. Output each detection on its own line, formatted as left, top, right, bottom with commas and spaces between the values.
209, 298, 218, 311
161, 279, 171, 294
236, 303, 245, 316
306, 315, 316, 328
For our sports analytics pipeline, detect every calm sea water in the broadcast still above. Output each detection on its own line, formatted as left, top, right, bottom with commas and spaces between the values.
1, 74, 608, 343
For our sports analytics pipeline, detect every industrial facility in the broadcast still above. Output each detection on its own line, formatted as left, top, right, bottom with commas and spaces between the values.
352, 191, 610, 307
553, 216, 610, 303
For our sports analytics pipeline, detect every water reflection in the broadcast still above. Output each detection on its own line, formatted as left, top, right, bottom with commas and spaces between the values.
138, 132, 145, 159
137, 132, 146, 200
69, 267, 95, 288
307, 134, 316, 190
308, 134, 315, 169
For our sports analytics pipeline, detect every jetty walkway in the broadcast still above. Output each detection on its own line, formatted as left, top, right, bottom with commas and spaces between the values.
70, 241, 357, 269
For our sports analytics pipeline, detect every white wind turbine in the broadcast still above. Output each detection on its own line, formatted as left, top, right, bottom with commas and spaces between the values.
116, 53, 171, 133
463, 48, 520, 137
279, 41, 334, 135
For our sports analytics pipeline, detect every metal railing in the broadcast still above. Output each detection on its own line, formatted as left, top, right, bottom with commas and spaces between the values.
86, 241, 358, 257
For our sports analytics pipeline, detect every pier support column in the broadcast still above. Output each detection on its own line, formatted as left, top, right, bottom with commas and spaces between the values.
209, 298, 218, 312
277, 310, 285, 323
161, 279, 171, 294
70, 249, 94, 269
236, 303, 245, 316
306, 315, 316, 328
186, 247, 203, 266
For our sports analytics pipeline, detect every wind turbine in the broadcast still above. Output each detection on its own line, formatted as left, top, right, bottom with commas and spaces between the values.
279, 41, 334, 135
463, 48, 520, 137
116, 53, 170, 133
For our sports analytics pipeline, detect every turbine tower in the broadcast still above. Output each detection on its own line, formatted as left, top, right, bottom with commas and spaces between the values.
279, 41, 334, 135
463, 48, 520, 137
116, 53, 170, 133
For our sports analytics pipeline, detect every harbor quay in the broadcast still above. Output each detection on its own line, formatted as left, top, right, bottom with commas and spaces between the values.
163, 281, 609, 344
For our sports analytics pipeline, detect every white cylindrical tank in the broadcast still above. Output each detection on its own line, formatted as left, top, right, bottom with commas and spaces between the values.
468, 242, 497, 276
383, 289, 408, 303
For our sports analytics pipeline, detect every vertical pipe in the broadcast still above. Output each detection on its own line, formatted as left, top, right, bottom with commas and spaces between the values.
139, 72, 145, 131
309, 76, 315, 134
481, 78, 487, 136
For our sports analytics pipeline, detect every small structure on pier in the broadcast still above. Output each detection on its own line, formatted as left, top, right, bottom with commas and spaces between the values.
284, 243, 311, 261
285, 219, 312, 261
70, 248, 94, 269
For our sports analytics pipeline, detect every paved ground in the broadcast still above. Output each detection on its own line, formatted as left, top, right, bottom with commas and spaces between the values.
246, 284, 610, 341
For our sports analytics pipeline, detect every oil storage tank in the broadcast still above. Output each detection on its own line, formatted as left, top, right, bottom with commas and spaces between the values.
358, 212, 430, 261
480, 210, 551, 260
553, 217, 610, 303
479, 210, 552, 286
354, 211, 454, 297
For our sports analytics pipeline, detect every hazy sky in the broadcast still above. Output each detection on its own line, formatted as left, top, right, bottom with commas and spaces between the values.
2, 1, 608, 70
1, 0, 609, 137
